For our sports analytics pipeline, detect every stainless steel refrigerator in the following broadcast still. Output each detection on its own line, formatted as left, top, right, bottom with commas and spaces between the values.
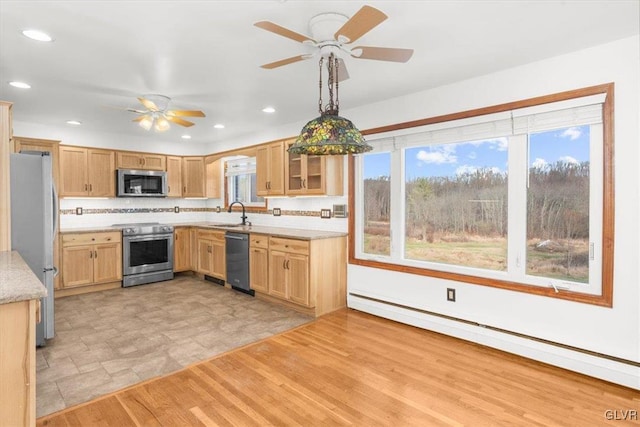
10, 151, 57, 346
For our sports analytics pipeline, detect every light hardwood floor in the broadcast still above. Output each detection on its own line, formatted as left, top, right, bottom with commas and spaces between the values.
37, 309, 640, 426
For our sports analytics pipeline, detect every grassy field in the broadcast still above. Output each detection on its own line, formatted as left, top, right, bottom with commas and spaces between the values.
363, 233, 589, 283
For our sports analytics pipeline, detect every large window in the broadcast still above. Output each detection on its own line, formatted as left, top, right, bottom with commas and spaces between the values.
352, 85, 613, 306
225, 157, 265, 207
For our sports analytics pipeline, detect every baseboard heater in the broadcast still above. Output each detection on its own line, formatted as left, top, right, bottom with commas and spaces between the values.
349, 292, 640, 368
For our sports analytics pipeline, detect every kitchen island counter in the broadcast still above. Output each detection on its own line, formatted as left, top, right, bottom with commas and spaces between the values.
0, 251, 47, 304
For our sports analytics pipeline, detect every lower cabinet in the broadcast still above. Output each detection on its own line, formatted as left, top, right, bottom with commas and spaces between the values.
251, 234, 347, 316
174, 227, 192, 272
196, 229, 225, 279
59, 231, 122, 296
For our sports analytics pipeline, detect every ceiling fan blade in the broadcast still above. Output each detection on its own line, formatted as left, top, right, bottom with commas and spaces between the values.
254, 21, 314, 44
166, 109, 206, 118
138, 97, 159, 111
351, 46, 414, 63
132, 116, 145, 122
166, 116, 195, 127
260, 55, 309, 69
334, 6, 387, 44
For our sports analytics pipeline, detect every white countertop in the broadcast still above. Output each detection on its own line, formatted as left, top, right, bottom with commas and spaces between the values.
0, 251, 47, 304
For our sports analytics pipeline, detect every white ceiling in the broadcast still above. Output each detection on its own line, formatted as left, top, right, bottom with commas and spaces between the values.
1, 1, 638, 146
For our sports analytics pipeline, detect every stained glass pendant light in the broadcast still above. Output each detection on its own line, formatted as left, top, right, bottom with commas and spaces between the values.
288, 53, 372, 155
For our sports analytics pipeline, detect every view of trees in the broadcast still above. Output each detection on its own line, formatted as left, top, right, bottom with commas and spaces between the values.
363, 161, 590, 282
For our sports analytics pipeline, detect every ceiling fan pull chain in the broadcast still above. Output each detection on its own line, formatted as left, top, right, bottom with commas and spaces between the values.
318, 56, 324, 114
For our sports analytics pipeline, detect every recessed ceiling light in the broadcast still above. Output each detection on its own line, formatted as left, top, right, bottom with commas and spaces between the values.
181, 135, 191, 139
262, 106, 276, 113
66, 120, 82, 126
214, 124, 225, 129
9, 81, 31, 89
22, 29, 53, 42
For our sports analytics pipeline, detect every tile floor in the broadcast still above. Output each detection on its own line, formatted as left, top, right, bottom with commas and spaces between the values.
36, 275, 312, 417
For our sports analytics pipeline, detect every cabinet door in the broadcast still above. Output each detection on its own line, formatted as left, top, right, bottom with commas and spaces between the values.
197, 238, 213, 275
142, 154, 166, 170
268, 142, 285, 195
286, 147, 304, 194
183, 157, 205, 197
302, 155, 325, 194
256, 146, 269, 196
116, 152, 143, 169
288, 253, 310, 306
88, 149, 115, 197
268, 250, 288, 299
59, 146, 88, 196
174, 228, 191, 272
211, 239, 226, 279
166, 156, 183, 197
250, 247, 269, 293
205, 157, 221, 199
93, 243, 122, 283
62, 245, 93, 288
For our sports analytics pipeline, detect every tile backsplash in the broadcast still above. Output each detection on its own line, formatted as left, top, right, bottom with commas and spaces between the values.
59, 196, 348, 232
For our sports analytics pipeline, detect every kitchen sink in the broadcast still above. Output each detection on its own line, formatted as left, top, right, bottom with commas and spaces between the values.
209, 223, 251, 229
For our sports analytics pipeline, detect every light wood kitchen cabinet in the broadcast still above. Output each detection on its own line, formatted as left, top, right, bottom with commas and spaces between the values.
59, 146, 115, 197
196, 229, 225, 279
284, 140, 343, 196
166, 156, 183, 197
116, 151, 166, 170
264, 235, 346, 316
256, 141, 285, 196
205, 156, 222, 199
60, 231, 122, 295
0, 299, 36, 427
174, 227, 192, 272
182, 156, 205, 197
249, 234, 269, 293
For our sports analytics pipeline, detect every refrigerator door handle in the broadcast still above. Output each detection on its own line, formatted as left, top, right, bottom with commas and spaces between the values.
52, 182, 59, 237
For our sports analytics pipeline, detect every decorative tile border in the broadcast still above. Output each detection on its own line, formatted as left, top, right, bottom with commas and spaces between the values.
59, 207, 334, 217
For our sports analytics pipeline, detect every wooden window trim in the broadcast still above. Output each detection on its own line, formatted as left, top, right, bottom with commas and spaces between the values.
348, 83, 615, 307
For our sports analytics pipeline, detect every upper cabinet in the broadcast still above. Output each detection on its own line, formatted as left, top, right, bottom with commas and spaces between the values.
166, 156, 183, 198
284, 141, 344, 196
59, 146, 115, 197
205, 156, 222, 199
182, 156, 205, 198
116, 151, 166, 170
256, 141, 285, 196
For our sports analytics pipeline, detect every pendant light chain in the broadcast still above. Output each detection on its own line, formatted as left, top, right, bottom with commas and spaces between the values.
318, 56, 324, 115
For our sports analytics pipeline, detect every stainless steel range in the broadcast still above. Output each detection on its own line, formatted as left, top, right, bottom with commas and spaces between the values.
115, 222, 174, 287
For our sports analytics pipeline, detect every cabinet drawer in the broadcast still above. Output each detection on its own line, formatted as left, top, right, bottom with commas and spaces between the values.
62, 231, 121, 246
250, 234, 269, 249
269, 237, 309, 255
197, 229, 225, 241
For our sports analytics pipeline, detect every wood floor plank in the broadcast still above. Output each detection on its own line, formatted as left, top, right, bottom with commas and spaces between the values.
37, 309, 640, 426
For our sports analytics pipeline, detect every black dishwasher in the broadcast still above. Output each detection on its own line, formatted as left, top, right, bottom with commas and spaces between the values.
225, 232, 253, 296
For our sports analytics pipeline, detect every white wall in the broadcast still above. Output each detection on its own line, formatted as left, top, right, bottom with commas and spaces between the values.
345, 35, 640, 389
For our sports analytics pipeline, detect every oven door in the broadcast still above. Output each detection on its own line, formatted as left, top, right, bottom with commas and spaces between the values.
123, 233, 174, 275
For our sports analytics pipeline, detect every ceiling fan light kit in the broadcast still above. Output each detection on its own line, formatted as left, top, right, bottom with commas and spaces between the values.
288, 53, 372, 156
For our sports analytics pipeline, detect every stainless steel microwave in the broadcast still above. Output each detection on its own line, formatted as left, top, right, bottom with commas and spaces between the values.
117, 169, 168, 197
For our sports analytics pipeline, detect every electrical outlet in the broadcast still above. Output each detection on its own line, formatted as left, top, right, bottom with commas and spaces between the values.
216, 206, 221, 213
273, 207, 281, 216
320, 209, 332, 219
174, 206, 180, 213
333, 204, 347, 218
447, 288, 456, 302
76, 207, 83, 215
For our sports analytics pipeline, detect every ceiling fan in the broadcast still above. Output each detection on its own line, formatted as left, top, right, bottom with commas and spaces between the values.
254, 5, 413, 78
128, 95, 205, 132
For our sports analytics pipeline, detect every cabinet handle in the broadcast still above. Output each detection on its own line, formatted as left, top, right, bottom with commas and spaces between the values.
89, 184, 92, 192
89, 251, 93, 259
94, 250, 98, 258
84, 184, 88, 191
91, 238, 95, 241
142, 158, 146, 166
286, 259, 290, 270
282, 260, 286, 269
302, 179, 306, 188
183, 186, 186, 193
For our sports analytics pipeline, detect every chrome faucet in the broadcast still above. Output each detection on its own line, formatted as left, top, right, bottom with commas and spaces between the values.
228, 201, 248, 225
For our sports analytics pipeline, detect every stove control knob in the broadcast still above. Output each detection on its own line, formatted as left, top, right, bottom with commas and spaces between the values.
163, 226, 171, 232
125, 228, 134, 234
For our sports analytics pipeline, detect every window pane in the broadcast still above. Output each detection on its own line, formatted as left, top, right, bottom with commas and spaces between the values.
527, 125, 590, 284
404, 139, 508, 270
363, 152, 391, 256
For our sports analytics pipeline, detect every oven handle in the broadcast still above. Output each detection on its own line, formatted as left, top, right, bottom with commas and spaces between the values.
123, 233, 173, 243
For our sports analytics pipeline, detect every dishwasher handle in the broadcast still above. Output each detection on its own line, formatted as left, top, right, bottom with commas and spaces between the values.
225, 234, 248, 240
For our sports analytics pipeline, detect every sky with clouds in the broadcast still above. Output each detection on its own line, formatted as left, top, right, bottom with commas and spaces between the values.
363, 125, 590, 180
